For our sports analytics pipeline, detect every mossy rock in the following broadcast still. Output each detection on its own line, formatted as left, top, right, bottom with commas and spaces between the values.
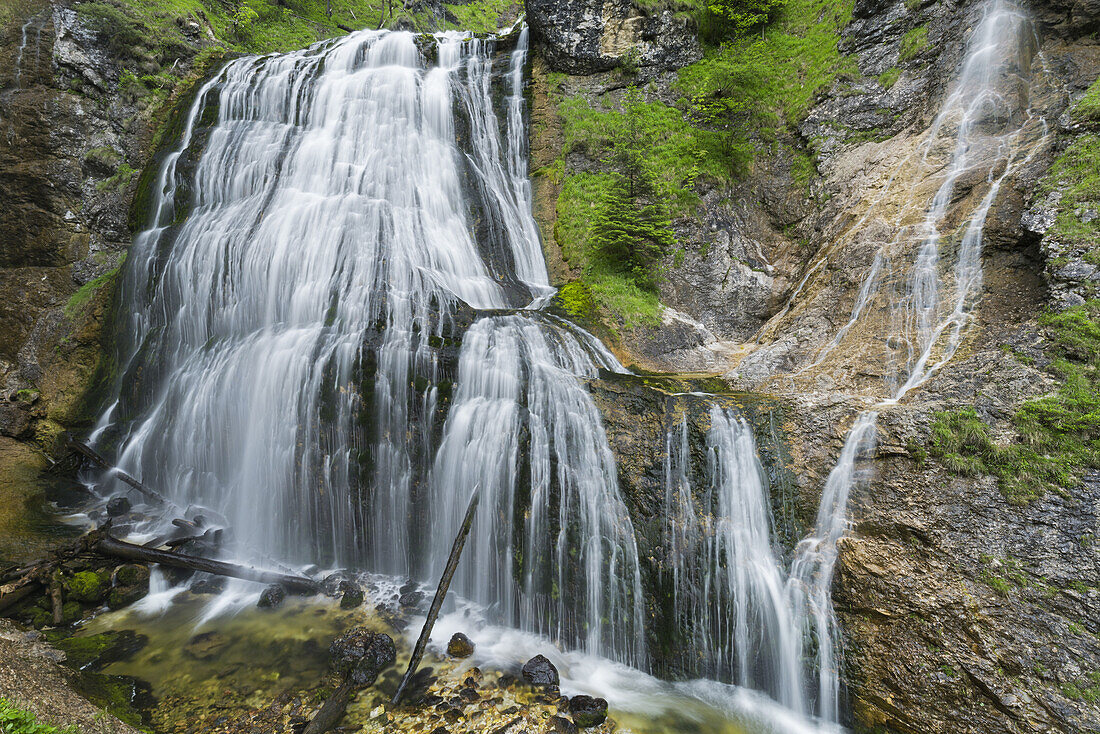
56, 630, 148, 671
114, 564, 150, 587
107, 584, 148, 610
65, 570, 109, 604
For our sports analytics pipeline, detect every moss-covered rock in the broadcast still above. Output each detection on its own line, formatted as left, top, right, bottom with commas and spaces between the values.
65, 570, 109, 604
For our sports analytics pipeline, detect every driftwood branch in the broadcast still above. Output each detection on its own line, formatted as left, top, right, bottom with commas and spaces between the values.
392, 488, 480, 705
93, 537, 321, 594
64, 435, 166, 504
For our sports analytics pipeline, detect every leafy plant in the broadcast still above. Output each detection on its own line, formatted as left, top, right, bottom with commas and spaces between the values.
0, 699, 77, 734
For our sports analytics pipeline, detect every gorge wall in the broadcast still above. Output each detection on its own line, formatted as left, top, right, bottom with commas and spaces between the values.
0, 0, 1098, 732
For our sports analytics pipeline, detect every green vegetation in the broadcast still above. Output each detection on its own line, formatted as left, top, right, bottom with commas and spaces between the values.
0, 699, 76, 734
547, 0, 854, 330
898, 24, 929, 62
678, 0, 856, 142
65, 262, 125, 320
1072, 77, 1100, 125
1040, 134, 1100, 255
930, 301, 1100, 503
878, 67, 900, 89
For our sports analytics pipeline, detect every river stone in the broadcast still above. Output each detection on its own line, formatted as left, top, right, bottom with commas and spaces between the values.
399, 590, 424, 608
521, 654, 559, 688
446, 632, 474, 658
257, 584, 286, 609
339, 584, 364, 608
330, 627, 396, 687
322, 571, 353, 597
568, 695, 608, 727
106, 496, 131, 517
189, 577, 226, 595
548, 715, 579, 734
184, 631, 229, 660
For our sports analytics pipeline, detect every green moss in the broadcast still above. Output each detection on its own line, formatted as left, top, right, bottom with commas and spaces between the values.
929, 301, 1100, 503
441, 0, 518, 32
0, 699, 77, 734
899, 24, 929, 63
553, 281, 596, 320
65, 571, 109, 604
1040, 134, 1100, 248
878, 67, 900, 89
95, 163, 139, 193
65, 261, 125, 320
55, 631, 146, 671
1072, 77, 1100, 125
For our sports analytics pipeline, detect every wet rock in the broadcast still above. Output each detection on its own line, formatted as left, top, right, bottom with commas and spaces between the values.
446, 632, 474, 658
322, 571, 354, 597
399, 590, 424, 608
329, 627, 396, 686
521, 654, 559, 688
547, 715, 579, 734
568, 695, 608, 727
107, 584, 147, 610
113, 564, 150, 588
189, 577, 226, 595
106, 495, 131, 517
339, 584, 364, 609
257, 584, 286, 609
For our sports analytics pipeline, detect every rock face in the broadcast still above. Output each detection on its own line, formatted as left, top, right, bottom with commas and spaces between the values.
527, 0, 701, 74
329, 628, 396, 687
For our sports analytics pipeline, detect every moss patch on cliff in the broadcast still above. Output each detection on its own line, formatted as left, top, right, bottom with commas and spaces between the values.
930, 301, 1100, 503
1040, 133, 1100, 257
1071, 77, 1100, 125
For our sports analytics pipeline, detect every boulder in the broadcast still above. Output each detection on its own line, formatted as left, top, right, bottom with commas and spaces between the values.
329, 627, 396, 687
569, 695, 608, 727
257, 584, 286, 609
105, 495, 131, 517
521, 654, 560, 688
447, 632, 474, 658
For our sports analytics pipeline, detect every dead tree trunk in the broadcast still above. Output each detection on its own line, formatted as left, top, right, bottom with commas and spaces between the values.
392, 488, 479, 705
93, 537, 321, 594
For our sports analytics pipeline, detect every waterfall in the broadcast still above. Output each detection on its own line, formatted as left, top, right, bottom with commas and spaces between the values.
92, 27, 647, 675
662, 407, 803, 713
783, 0, 1048, 722
428, 314, 645, 665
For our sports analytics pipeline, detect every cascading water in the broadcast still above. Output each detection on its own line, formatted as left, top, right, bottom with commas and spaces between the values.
661, 1, 1048, 725
784, 0, 1047, 722
90, 25, 648, 682
428, 313, 645, 665
662, 407, 802, 708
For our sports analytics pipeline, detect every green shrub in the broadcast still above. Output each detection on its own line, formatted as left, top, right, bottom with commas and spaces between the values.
704, 0, 787, 38
589, 176, 677, 292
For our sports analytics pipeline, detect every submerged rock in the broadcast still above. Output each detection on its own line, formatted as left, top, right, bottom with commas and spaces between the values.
446, 632, 474, 658
183, 631, 229, 661
329, 627, 396, 687
521, 654, 559, 688
256, 584, 286, 609
399, 590, 424, 609
568, 695, 608, 728
548, 715, 579, 734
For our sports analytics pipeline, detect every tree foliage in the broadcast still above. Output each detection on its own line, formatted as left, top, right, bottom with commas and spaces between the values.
705, 0, 787, 35
589, 176, 677, 292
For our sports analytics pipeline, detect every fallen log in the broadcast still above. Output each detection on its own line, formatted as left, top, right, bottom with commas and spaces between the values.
92, 536, 321, 594
63, 435, 166, 505
302, 679, 355, 734
392, 487, 479, 705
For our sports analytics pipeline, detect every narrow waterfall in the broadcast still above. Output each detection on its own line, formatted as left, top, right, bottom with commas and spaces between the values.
784, 0, 1048, 722
662, 407, 802, 709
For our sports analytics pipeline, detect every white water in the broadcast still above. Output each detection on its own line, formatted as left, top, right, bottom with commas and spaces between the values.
426, 313, 646, 665
84, 2, 1047, 730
